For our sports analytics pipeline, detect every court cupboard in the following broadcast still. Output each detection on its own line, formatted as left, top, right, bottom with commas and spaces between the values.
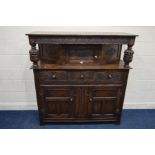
26, 31, 138, 125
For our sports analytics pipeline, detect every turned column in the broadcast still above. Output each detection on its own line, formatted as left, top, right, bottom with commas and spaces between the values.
29, 40, 39, 68
123, 44, 134, 67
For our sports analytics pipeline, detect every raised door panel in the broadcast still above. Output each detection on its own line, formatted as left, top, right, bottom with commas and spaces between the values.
88, 86, 122, 119
40, 86, 77, 119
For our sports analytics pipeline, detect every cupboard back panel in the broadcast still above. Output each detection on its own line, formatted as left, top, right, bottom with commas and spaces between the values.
39, 44, 122, 65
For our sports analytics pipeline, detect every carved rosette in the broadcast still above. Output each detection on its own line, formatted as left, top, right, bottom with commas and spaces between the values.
123, 45, 134, 67
29, 40, 39, 68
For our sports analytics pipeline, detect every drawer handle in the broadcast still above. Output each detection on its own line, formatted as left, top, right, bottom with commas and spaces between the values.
80, 74, 84, 79
52, 74, 56, 79
89, 98, 93, 102
107, 74, 112, 79
70, 98, 73, 102
94, 55, 98, 59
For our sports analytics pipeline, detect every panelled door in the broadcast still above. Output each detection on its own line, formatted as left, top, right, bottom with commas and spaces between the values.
40, 86, 77, 118
39, 85, 122, 120
88, 86, 122, 119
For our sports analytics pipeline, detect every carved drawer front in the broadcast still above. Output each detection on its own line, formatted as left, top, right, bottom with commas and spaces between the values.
38, 71, 67, 82
68, 71, 123, 83
68, 71, 94, 81
95, 71, 123, 83
37, 70, 124, 85
41, 86, 76, 118
88, 86, 122, 118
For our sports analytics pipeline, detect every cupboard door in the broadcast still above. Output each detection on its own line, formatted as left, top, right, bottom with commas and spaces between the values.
88, 86, 122, 118
41, 86, 76, 118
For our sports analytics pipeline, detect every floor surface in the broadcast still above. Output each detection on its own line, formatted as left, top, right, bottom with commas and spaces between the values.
0, 109, 155, 129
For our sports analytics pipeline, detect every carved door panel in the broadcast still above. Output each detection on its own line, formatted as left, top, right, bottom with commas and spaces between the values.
40, 86, 77, 118
74, 87, 89, 118
88, 86, 122, 118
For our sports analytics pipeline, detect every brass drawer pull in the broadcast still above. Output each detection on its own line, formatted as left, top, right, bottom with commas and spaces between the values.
80, 74, 84, 79
52, 74, 56, 79
94, 55, 98, 59
89, 98, 93, 102
80, 60, 84, 64
107, 74, 112, 79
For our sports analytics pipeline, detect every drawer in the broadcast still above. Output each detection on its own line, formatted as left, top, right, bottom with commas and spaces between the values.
95, 71, 123, 82
37, 70, 124, 83
38, 71, 67, 82
68, 71, 123, 83
68, 71, 94, 80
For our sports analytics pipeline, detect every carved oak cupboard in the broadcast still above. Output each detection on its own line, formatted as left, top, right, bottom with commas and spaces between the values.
26, 32, 137, 125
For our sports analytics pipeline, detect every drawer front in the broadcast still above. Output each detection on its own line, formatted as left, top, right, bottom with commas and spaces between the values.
68, 71, 95, 80
68, 71, 123, 83
37, 70, 124, 84
38, 71, 67, 82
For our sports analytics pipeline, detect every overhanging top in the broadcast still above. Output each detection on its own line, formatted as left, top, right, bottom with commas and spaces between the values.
26, 31, 138, 37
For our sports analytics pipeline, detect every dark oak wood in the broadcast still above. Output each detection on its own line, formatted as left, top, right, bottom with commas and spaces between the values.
26, 31, 137, 125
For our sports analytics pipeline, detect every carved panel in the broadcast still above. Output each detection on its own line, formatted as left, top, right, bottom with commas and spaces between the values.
101, 44, 122, 64
39, 44, 64, 64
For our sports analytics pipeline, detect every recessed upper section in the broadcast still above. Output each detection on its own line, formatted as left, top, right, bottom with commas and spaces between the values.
26, 31, 138, 37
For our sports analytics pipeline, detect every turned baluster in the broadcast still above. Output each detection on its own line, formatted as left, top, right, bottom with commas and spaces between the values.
123, 44, 134, 67
29, 40, 39, 68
